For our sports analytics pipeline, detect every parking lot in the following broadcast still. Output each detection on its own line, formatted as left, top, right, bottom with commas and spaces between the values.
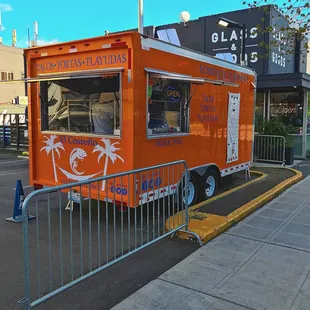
0, 153, 198, 310
1, 153, 282, 310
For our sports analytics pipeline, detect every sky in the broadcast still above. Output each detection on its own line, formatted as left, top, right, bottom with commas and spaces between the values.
0, 0, 247, 48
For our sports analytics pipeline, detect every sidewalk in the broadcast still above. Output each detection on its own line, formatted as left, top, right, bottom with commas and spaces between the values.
112, 174, 310, 310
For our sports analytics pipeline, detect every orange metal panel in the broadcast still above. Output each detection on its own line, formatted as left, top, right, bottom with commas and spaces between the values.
25, 32, 255, 208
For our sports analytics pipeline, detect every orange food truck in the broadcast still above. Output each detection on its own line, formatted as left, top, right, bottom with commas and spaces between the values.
22, 31, 256, 207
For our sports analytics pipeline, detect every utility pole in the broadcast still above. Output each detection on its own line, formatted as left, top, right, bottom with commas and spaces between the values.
138, 0, 144, 34
33, 21, 38, 46
240, 24, 246, 66
27, 27, 30, 48
12, 29, 16, 47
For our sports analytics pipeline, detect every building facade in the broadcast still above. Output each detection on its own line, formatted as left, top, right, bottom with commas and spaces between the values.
0, 44, 25, 104
150, 5, 310, 158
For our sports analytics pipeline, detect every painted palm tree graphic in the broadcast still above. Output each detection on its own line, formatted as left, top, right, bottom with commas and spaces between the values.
40, 135, 65, 182
93, 138, 124, 191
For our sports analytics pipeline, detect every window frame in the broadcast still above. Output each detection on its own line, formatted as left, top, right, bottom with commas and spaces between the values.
39, 71, 123, 138
0, 71, 14, 81
269, 90, 303, 131
145, 68, 240, 140
146, 73, 191, 139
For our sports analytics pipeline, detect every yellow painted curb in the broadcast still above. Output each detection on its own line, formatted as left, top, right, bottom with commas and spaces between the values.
168, 167, 302, 245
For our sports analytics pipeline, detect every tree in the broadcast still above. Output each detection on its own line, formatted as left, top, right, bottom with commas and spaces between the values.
93, 138, 124, 191
243, 1, 309, 63
40, 135, 65, 182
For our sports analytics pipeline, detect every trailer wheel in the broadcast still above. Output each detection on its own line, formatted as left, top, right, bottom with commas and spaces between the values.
183, 174, 199, 207
200, 169, 219, 201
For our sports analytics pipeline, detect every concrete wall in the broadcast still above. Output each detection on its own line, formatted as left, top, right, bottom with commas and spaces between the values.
0, 44, 25, 103
307, 42, 310, 74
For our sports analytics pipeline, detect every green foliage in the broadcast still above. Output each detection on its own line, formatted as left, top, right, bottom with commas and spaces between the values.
242, 2, 309, 62
263, 119, 287, 135
262, 119, 296, 147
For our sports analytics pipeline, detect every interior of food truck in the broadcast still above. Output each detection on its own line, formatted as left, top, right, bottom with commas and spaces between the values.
147, 76, 190, 136
39, 73, 121, 135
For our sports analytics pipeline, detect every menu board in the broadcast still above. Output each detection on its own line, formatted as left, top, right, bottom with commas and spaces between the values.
227, 93, 240, 163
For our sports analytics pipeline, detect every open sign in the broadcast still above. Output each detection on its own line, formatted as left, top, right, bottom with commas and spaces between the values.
165, 85, 183, 102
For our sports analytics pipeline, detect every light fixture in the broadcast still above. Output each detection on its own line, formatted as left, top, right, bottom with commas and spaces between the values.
216, 17, 242, 29
217, 17, 246, 66
217, 20, 229, 27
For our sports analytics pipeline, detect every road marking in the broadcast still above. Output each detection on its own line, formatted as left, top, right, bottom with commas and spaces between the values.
0, 159, 28, 165
14, 185, 32, 191
0, 171, 28, 177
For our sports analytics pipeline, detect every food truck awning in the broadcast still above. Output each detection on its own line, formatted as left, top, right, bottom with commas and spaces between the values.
145, 68, 239, 87
0, 68, 124, 84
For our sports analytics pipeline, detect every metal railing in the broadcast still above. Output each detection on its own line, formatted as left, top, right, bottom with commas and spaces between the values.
0, 113, 28, 150
19, 160, 200, 309
253, 134, 286, 165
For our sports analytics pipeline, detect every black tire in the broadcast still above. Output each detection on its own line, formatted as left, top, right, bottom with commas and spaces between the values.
180, 173, 199, 207
199, 169, 219, 202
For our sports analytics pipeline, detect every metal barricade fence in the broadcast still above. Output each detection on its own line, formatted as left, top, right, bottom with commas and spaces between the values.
0, 113, 28, 150
253, 134, 286, 165
19, 160, 201, 309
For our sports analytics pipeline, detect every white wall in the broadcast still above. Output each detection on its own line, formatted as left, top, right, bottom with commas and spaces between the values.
307, 41, 310, 74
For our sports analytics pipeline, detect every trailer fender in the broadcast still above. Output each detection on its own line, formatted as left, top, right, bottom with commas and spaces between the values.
190, 164, 221, 180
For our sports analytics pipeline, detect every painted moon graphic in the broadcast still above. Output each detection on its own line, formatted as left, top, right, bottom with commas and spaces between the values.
69, 148, 86, 175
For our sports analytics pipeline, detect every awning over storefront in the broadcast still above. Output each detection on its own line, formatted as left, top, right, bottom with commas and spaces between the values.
0, 68, 125, 84
257, 73, 310, 90
145, 68, 240, 87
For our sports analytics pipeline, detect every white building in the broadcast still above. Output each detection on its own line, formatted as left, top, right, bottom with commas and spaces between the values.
0, 43, 25, 104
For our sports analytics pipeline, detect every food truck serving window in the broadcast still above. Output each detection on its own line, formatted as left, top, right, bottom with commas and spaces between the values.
147, 76, 190, 136
40, 73, 121, 136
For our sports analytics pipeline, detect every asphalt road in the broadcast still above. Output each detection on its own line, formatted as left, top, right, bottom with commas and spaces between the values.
0, 153, 199, 310
2, 154, 305, 310
197, 167, 295, 216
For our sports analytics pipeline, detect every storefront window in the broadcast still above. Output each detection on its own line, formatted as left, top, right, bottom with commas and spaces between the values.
255, 91, 265, 133
306, 91, 310, 158
40, 74, 121, 136
147, 76, 190, 136
269, 91, 303, 134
